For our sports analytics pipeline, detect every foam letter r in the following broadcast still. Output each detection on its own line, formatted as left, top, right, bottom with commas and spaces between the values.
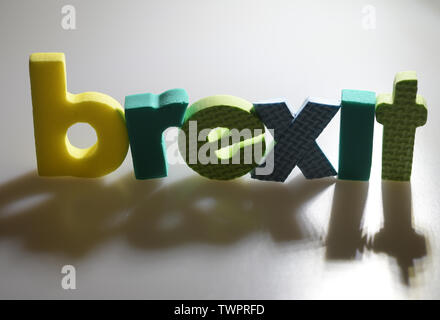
29, 53, 129, 177
124, 89, 189, 179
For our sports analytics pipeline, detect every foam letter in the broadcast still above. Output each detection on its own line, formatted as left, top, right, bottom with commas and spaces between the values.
376, 71, 427, 181
178, 95, 265, 180
338, 90, 376, 181
251, 99, 340, 182
124, 89, 189, 179
29, 53, 129, 177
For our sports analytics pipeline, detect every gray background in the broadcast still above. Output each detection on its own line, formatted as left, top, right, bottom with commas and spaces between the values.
0, 0, 439, 299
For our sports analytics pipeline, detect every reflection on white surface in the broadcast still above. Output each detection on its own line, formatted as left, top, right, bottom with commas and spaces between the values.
0, 170, 433, 298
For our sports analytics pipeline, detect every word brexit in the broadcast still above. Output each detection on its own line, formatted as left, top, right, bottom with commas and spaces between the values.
29, 53, 428, 182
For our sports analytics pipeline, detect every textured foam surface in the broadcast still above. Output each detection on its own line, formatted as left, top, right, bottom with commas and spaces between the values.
124, 89, 188, 179
29, 52, 129, 177
338, 89, 376, 181
251, 99, 339, 182
376, 71, 428, 181
178, 95, 265, 180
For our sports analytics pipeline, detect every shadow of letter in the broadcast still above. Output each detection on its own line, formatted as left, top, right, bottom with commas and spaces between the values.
326, 180, 369, 260
372, 181, 427, 285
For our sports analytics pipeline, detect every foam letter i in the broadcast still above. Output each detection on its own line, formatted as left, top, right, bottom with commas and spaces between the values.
338, 89, 376, 181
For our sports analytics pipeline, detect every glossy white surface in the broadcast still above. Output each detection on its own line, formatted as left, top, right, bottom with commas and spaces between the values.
0, 0, 439, 299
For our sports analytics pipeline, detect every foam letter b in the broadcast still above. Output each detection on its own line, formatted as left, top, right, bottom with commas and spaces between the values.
29, 53, 129, 177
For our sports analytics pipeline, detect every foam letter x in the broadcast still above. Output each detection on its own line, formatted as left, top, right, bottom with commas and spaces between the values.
251, 98, 340, 182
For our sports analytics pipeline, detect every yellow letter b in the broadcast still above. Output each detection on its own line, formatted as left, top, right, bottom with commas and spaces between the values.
29, 53, 129, 177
